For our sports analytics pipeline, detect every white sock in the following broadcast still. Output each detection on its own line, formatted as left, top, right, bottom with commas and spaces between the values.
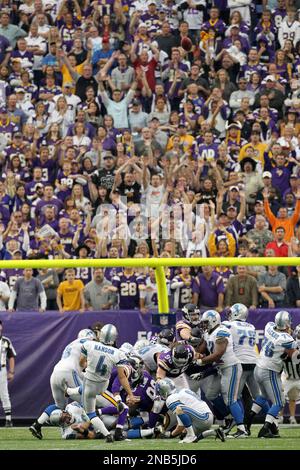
91, 416, 110, 436
265, 414, 276, 425
186, 427, 196, 438
140, 429, 154, 438
38, 412, 50, 425
237, 425, 246, 432
251, 403, 261, 414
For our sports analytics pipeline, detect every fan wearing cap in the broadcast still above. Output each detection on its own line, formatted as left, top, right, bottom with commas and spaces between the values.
139, 2, 160, 34
129, 98, 148, 132
245, 215, 274, 257
222, 24, 250, 53
263, 149, 300, 195
238, 130, 267, 166
255, 76, 285, 117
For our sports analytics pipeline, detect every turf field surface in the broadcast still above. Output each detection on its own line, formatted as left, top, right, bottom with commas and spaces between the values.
0, 425, 300, 450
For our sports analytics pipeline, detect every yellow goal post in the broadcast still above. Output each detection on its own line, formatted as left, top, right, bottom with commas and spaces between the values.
0, 256, 298, 314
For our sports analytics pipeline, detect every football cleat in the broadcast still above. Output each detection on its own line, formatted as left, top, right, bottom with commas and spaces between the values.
215, 428, 226, 442
289, 416, 297, 425
114, 428, 126, 441
5, 420, 13, 428
258, 425, 275, 439
105, 433, 114, 443
228, 429, 248, 439
270, 423, 280, 438
29, 423, 43, 439
221, 417, 235, 435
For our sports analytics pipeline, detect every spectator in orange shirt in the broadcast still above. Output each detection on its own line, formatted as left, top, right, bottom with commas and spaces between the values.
56, 268, 85, 313
263, 188, 300, 242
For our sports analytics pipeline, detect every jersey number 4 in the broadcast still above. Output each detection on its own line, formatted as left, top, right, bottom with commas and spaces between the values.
96, 355, 108, 376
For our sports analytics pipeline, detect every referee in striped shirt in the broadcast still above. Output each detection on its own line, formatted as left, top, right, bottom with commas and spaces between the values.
0, 321, 16, 427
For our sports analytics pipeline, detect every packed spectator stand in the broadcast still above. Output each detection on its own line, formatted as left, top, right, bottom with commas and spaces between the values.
0, 0, 299, 313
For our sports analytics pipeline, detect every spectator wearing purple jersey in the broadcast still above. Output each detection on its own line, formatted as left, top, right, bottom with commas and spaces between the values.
192, 266, 225, 312
109, 267, 146, 312
35, 185, 63, 226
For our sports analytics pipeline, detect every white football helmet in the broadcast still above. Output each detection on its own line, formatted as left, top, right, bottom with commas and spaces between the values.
119, 342, 134, 356
274, 311, 291, 331
201, 310, 221, 332
134, 338, 150, 352
49, 410, 63, 426
228, 303, 249, 321
155, 378, 177, 400
99, 324, 118, 345
293, 324, 300, 340
77, 329, 96, 340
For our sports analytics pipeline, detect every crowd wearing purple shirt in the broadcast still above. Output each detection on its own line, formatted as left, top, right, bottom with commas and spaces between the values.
0, 0, 299, 312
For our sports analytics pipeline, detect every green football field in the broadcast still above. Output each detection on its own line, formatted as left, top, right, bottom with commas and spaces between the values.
0, 425, 300, 450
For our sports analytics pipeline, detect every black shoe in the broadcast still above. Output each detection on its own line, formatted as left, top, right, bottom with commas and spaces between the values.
270, 423, 280, 438
222, 418, 235, 435
29, 423, 43, 439
215, 428, 226, 442
228, 429, 248, 439
114, 428, 125, 441
5, 420, 13, 428
244, 411, 255, 436
258, 425, 274, 439
105, 433, 114, 443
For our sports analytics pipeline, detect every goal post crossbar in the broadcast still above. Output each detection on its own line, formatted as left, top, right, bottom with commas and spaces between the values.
3, 257, 297, 314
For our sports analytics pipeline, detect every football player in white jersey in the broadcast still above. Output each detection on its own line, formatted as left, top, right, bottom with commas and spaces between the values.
223, 304, 260, 400
281, 324, 300, 425
245, 311, 299, 438
155, 378, 225, 443
198, 310, 247, 438
50, 329, 96, 409
29, 401, 94, 440
80, 324, 139, 442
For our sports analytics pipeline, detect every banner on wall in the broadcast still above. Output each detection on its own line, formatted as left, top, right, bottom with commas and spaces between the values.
0, 308, 299, 420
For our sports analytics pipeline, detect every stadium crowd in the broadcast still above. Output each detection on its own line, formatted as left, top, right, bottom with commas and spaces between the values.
0, 0, 299, 312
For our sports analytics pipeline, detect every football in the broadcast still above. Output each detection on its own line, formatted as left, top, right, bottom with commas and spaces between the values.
181, 37, 193, 51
